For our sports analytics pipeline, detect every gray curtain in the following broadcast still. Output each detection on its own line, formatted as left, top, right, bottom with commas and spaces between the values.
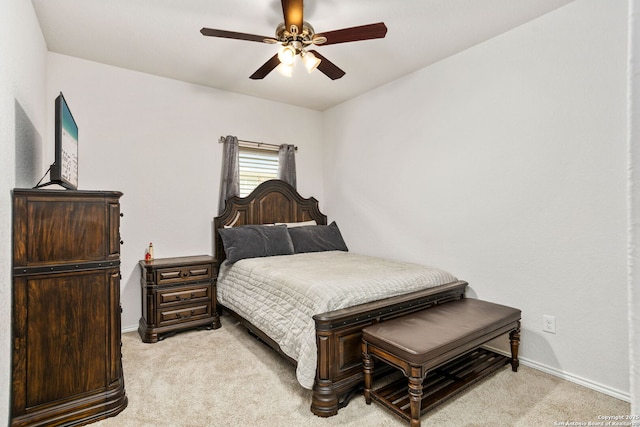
277, 144, 297, 189
218, 135, 239, 214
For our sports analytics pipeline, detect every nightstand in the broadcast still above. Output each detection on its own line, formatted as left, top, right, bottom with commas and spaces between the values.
138, 255, 220, 343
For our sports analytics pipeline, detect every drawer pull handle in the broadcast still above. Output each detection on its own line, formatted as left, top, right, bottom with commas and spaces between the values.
181, 271, 189, 278
176, 292, 196, 301
176, 310, 196, 320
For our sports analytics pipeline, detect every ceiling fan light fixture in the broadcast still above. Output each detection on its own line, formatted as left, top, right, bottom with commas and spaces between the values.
302, 51, 321, 73
277, 45, 296, 65
276, 62, 294, 78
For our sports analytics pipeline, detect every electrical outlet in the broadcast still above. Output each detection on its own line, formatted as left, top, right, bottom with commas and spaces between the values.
543, 315, 556, 334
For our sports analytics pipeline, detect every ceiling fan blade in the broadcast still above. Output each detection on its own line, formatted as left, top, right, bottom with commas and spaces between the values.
249, 54, 281, 80
308, 50, 345, 80
315, 22, 387, 45
281, 0, 303, 33
200, 27, 271, 43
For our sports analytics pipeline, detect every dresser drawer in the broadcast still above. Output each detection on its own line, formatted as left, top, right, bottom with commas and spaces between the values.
158, 303, 211, 327
155, 263, 213, 285
156, 284, 212, 308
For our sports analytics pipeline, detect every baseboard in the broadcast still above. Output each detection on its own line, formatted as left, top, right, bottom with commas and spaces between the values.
122, 324, 138, 334
485, 346, 631, 403
519, 357, 630, 402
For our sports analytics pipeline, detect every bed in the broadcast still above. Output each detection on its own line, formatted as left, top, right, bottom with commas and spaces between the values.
213, 179, 468, 417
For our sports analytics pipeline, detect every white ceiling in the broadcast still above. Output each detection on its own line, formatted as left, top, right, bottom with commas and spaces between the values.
31, 0, 574, 111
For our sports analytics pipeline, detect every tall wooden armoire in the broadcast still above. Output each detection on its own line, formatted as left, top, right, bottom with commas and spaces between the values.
11, 189, 128, 427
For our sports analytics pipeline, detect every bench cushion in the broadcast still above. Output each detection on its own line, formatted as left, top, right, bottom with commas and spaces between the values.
362, 298, 520, 365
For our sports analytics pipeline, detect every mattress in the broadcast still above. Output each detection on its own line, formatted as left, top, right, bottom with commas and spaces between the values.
216, 250, 458, 389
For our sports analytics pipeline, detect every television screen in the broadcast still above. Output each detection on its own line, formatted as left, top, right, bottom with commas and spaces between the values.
51, 92, 78, 189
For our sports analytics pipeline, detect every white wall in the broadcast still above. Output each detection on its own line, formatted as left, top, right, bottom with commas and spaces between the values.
46, 53, 324, 330
628, 0, 640, 415
0, 1, 48, 424
324, 0, 629, 399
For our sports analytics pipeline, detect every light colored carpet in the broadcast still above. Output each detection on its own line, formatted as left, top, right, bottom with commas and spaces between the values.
94, 316, 629, 427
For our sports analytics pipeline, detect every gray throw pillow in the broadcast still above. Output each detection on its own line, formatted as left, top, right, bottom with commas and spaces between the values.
218, 224, 294, 263
287, 221, 348, 254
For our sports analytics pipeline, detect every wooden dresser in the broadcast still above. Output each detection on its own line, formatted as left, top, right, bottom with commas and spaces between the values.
11, 189, 128, 427
138, 255, 220, 343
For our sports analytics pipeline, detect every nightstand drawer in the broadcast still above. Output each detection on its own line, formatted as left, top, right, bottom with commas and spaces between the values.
157, 284, 212, 308
156, 263, 213, 285
158, 304, 211, 327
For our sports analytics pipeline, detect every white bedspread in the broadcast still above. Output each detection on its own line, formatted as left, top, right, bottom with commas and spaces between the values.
216, 251, 457, 389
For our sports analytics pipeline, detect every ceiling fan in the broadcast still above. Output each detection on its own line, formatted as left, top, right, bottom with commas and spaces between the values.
200, 0, 387, 80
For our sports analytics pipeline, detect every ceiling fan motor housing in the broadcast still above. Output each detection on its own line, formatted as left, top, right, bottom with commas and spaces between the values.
276, 22, 324, 47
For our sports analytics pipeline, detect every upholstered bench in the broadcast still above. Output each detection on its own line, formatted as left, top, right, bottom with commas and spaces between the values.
362, 298, 521, 427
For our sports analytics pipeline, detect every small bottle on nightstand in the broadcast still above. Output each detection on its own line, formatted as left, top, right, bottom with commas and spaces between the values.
145, 242, 154, 261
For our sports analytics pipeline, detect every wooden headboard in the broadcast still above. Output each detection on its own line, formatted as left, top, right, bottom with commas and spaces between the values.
213, 179, 327, 264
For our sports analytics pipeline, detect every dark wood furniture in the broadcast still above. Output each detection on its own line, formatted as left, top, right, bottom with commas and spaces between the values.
138, 255, 220, 343
214, 179, 468, 417
11, 189, 127, 427
362, 299, 521, 427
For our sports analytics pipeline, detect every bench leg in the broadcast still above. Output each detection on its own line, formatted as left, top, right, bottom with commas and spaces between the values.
408, 375, 423, 427
509, 324, 521, 372
362, 347, 374, 405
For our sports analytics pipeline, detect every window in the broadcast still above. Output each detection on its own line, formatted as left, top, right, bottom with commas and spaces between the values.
238, 147, 279, 196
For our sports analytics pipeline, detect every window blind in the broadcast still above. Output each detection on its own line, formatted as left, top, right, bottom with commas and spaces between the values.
238, 147, 279, 196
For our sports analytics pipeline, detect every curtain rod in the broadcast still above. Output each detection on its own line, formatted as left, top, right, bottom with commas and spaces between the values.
218, 136, 297, 151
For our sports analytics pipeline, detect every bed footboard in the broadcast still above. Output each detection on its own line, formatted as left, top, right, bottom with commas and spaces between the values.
310, 280, 468, 417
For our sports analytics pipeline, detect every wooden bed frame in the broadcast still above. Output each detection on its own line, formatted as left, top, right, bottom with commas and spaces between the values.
213, 179, 468, 417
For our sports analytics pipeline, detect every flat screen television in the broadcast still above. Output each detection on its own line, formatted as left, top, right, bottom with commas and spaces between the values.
49, 92, 78, 189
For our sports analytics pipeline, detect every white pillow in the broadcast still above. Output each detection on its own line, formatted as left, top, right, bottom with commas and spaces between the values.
225, 223, 274, 228
275, 220, 317, 228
